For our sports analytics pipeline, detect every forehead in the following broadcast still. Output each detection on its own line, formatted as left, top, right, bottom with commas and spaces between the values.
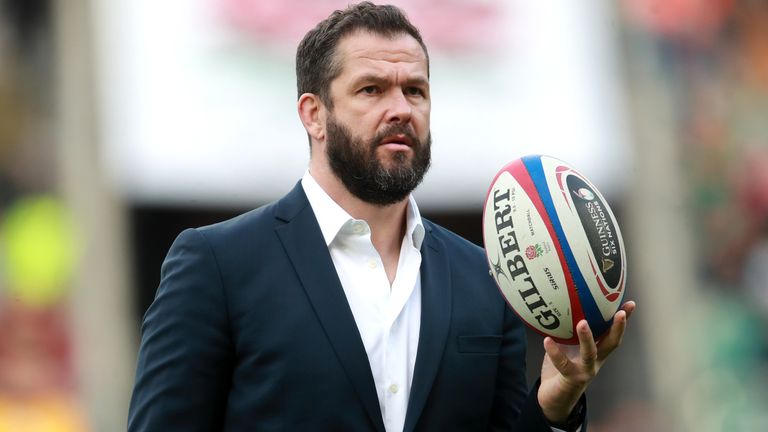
334, 31, 428, 78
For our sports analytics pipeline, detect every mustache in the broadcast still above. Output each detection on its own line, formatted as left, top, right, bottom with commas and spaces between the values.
371, 124, 420, 148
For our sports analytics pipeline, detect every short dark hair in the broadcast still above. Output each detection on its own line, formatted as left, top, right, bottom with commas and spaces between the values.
296, 2, 429, 109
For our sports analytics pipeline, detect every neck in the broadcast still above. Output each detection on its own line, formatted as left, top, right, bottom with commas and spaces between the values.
309, 161, 409, 282
310, 162, 409, 234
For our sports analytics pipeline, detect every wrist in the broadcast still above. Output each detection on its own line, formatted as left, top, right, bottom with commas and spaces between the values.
538, 377, 587, 422
539, 392, 582, 423
547, 397, 585, 431
541, 404, 576, 425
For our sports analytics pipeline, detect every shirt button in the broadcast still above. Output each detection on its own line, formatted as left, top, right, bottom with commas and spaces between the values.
352, 223, 364, 234
388, 384, 399, 394
368, 259, 377, 269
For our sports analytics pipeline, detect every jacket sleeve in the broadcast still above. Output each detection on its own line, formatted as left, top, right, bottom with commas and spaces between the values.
128, 228, 234, 431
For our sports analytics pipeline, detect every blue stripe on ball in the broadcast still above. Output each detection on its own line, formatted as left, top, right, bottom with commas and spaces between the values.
520, 155, 612, 339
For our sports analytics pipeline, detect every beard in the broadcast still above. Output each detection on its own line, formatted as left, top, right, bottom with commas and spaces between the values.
325, 114, 431, 206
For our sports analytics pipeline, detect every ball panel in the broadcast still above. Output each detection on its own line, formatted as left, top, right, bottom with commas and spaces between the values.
505, 164, 577, 341
483, 166, 576, 342
539, 156, 627, 324
483, 171, 573, 339
508, 159, 585, 342
530, 156, 615, 337
520, 155, 607, 337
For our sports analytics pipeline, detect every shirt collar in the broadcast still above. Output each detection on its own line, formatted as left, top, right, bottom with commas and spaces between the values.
301, 170, 425, 249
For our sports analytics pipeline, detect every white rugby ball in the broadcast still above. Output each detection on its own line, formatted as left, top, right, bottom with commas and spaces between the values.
482, 155, 626, 344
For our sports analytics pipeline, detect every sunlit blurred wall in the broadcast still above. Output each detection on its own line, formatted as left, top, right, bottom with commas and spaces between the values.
92, 0, 630, 210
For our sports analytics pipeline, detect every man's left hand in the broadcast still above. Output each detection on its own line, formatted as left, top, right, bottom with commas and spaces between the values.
537, 300, 637, 424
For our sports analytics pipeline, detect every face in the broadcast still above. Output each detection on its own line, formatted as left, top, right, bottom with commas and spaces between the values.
325, 112, 431, 205
323, 31, 432, 205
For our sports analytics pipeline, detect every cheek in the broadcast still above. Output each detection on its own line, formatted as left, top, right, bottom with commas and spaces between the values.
340, 108, 379, 130
414, 108, 431, 136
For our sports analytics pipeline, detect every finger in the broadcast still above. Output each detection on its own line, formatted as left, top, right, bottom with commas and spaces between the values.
543, 336, 574, 376
597, 301, 634, 350
621, 300, 637, 320
576, 320, 598, 371
597, 309, 628, 360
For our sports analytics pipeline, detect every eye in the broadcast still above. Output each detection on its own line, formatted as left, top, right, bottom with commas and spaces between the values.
359, 85, 380, 95
405, 87, 426, 97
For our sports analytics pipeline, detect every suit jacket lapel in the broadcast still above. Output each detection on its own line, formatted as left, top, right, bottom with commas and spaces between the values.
274, 183, 385, 432
404, 223, 452, 432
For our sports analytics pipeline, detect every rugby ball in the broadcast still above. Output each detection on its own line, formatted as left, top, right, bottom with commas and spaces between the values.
482, 155, 626, 344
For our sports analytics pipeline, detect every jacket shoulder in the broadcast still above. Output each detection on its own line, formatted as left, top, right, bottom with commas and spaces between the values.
423, 219, 485, 258
196, 201, 279, 239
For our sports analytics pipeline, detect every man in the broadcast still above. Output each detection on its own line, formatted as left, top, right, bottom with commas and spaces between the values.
128, 3, 636, 431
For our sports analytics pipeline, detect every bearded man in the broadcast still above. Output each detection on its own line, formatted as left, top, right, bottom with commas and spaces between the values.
128, 3, 635, 431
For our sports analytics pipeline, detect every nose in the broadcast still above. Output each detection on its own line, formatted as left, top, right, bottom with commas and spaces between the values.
385, 89, 412, 124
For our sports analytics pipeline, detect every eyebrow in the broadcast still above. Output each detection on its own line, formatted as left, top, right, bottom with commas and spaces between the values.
350, 73, 429, 89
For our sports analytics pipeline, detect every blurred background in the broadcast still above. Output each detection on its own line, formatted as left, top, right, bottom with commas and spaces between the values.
0, 0, 766, 430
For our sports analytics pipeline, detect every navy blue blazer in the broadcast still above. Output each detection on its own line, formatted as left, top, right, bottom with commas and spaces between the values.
128, 183, 569, 431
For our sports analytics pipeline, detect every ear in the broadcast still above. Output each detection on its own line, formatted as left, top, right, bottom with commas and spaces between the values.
298, 93, 327, 144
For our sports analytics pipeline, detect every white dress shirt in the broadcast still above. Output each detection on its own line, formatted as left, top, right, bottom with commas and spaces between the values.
302, 171, 574, 432
302, 171, 424, 432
